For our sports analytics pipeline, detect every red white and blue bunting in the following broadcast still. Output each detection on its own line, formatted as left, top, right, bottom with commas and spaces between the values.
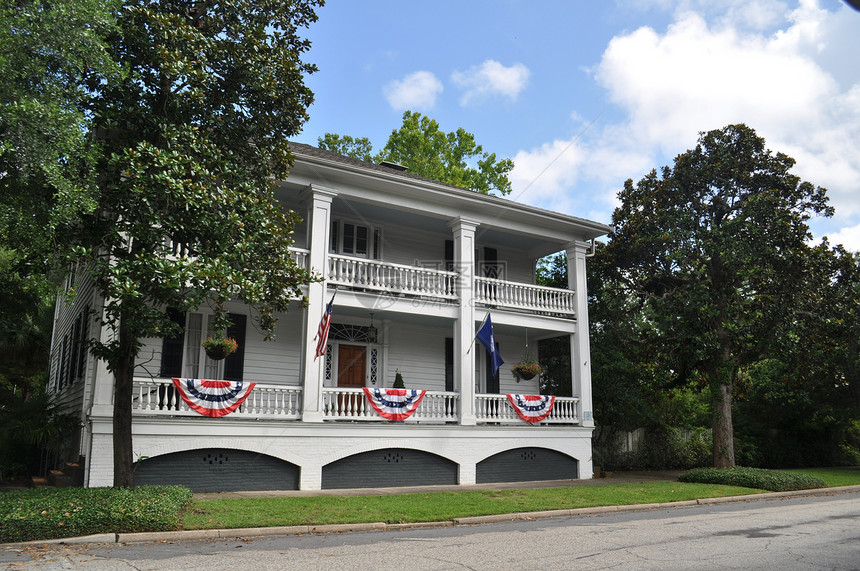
363, 388, 427, 421
172, 378, 256, 418
506, 394, 556, 423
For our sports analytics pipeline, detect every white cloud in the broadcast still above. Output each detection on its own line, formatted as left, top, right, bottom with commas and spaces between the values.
828, 221, 860, 252
383, 71, 443, 111
511, 1, 860, 238
451, 60, 530, 105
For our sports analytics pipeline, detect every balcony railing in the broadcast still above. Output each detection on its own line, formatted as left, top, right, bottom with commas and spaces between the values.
475, 277, 576, 316
475, 393, 579, 424
322, 387, 459, 422
328, 255, 457, 301
131, 379, 579, 426
289, 247, 309, 270
131, 378, 303, 419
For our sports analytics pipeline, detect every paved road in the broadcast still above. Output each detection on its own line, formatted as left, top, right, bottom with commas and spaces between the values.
4, 491, 859, 570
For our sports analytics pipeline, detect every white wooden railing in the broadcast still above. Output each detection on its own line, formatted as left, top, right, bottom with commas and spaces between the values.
328, 255, 457, 300
289, 247, 309, 270
132, 379, 578, 425
322, 387, 459, 422
475, 393, 579, 424
475, 276, 576, 316
131, 378, 303, 419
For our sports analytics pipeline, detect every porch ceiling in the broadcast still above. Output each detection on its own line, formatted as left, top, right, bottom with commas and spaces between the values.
332, 197, 571, 258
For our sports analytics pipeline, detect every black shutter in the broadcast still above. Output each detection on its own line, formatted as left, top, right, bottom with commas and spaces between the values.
483, 247, 499, 278
77, 306, 89, 377
223, 313, 247, 381
485, 342, 500, 394
160, 308, 186, 378
70, 315, 81, 383
445, 240, 454, 271
444, 337, 454, 392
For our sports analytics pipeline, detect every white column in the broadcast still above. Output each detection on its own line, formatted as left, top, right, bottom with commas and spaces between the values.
449, 217, 480, 426
566, 241, 594, 427
300, 185, 337, 423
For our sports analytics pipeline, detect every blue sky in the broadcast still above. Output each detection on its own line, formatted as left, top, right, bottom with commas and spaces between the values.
293, 0, 860, 250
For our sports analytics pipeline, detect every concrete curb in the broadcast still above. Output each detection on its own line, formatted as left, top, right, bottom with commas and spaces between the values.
8, 485, 860, 545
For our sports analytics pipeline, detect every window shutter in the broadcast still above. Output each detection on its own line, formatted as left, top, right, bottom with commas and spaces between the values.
445, 240, 454, 271
444, 337, 454, 392
77, 306, 89, 377
160, 308, 186, 378
483, 247, 499, 278
485, 342, 500, 394
223, 313, 247, 381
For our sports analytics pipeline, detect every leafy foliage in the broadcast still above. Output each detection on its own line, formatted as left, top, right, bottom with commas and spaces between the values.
602, 124, 833, 467
3, 0, 323, 488
318, 111, 514, 195
0, 485, 192, 543
679, 467, 827, 492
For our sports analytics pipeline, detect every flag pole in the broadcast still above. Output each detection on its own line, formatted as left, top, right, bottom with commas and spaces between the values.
467, 312, 490, 354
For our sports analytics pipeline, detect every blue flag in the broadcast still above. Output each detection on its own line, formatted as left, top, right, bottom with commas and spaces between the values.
476, 313, 504, 375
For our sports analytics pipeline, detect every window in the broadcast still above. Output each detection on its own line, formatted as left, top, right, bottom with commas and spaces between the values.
330, 219, 381, 259
160, 311, 246, 381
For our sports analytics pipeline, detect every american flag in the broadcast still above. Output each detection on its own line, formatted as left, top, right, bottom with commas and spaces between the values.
314, 293, 336, 360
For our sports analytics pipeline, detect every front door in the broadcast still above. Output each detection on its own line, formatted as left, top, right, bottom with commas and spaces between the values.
337, 345, 366, 414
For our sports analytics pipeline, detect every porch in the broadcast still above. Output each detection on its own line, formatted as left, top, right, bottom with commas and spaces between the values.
289, 248, 577, 318
131, 378, 581, 425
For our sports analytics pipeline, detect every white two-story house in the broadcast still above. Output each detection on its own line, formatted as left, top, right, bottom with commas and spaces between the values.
49, 142, 611, 492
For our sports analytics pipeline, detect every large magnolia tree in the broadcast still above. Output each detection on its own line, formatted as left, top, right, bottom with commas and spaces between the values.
4, 0, 323, 488
602, 124, 832, 468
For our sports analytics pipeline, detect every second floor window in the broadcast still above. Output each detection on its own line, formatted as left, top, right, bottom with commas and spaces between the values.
331, 220, 381, 259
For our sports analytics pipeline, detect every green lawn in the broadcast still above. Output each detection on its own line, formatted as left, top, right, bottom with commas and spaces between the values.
182, 467, 860, 530
181, 481, 762, 529
786, 467, 860, 488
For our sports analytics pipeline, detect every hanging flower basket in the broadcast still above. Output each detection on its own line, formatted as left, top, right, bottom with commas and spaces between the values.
202, 337, 238, 361
512, 360, 541, 381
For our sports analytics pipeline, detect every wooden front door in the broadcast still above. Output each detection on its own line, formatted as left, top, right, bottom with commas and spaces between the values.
337, 345, 366, 415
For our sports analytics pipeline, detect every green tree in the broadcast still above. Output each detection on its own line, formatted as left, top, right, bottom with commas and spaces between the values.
318, 111, 514, 195
0, 0, 118, 258
4, 0, 323, 488
602, 124, 832, 468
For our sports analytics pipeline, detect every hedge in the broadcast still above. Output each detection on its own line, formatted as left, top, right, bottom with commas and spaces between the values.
678, 466, 828, 492
0, 486, 192, 543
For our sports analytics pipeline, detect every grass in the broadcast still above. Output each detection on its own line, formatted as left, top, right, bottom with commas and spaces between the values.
3, 468, 856, 542
786, 467, 860, 488
181, 481, 762, 529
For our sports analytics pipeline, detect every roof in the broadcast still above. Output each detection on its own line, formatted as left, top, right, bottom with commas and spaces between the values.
287, 141, 612, 242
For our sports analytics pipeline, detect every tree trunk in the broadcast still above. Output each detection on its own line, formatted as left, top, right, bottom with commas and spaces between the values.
112, 310, 137, 489
711, 380, 735, 468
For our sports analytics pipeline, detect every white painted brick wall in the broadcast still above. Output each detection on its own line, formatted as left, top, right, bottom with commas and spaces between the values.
84, 417, 592, 490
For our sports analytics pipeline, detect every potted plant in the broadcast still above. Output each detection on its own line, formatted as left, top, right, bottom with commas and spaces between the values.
392, 370, 406, 389
511, 355, 541, 381
202, 336, 238, 361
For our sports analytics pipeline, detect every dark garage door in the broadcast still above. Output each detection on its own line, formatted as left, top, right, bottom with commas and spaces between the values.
322, 448, 458, 489
476, 447, 578, 483
134, 448, 299, 492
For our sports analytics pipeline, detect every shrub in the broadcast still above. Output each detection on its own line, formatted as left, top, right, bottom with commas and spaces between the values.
0, 485, 192, 543
678, 466, 828, 492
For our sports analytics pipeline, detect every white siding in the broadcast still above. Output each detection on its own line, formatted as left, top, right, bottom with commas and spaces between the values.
385, 322, 449, 390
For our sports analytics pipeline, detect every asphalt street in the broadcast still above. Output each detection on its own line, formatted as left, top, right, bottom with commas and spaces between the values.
4, 489, 858, 570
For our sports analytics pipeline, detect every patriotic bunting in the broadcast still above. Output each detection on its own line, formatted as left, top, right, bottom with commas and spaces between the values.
506, 394, 556, 423
363, 387, 427, 421
172, 378, 256, 417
